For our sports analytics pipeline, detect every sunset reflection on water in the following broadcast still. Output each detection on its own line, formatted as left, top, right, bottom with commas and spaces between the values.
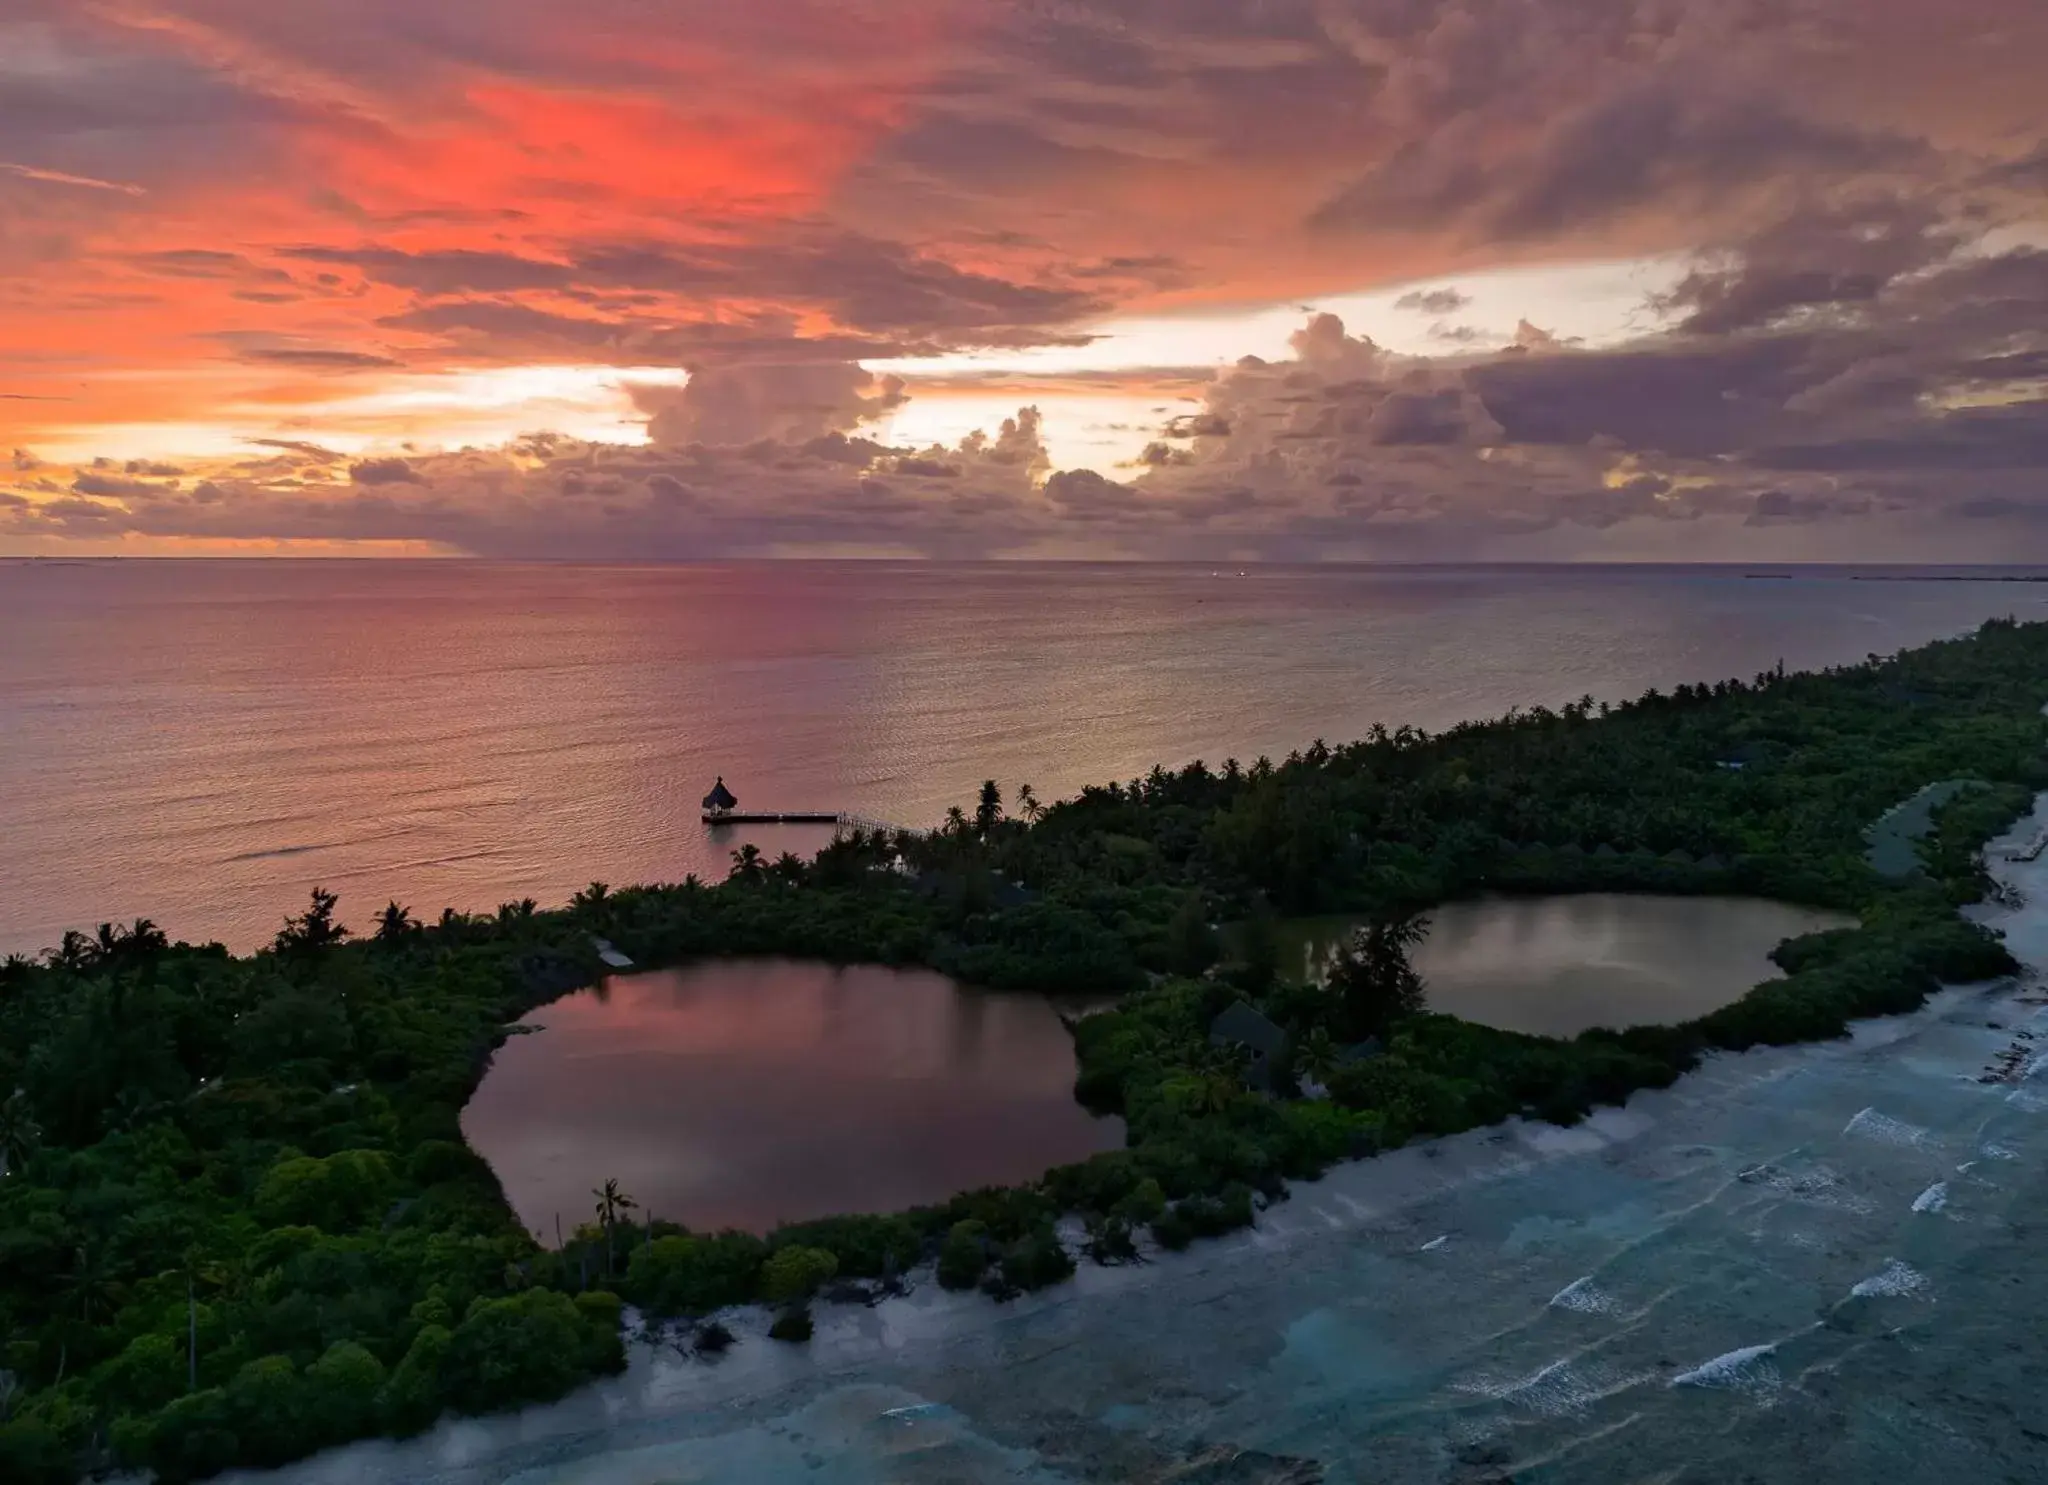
461, 960, 1123, 1236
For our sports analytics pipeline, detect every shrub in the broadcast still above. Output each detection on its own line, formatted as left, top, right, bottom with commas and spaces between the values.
137, 1387, 242, 1484
1112, 1177, 1167, 1224
624, 1232, 767, 1316
253, 1149, 395, 1232
438, 1291, 599, 1416
1151, 1207, 1194, 1251
305, 1340, 386, 1445
998, 1225, 1074, 1292
768, 1306, 814, 1343
1083, 1214, 1137, 1265
935, 1220, 989, 1291
768, 1215, 918, 1278
761, 1245, 839, 1304
0, 1417, 71, 1485
380, 1323, 451, 1436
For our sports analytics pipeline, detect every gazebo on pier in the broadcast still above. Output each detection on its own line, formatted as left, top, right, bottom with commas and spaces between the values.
702, 776, 739, 819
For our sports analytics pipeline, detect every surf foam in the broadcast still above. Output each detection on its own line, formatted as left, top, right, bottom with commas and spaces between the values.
1849, 1260, 1928, 1300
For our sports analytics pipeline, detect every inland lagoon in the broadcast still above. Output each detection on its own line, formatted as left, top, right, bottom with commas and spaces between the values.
1281, 895, 1859, 1038
461, 961, 1125, 1238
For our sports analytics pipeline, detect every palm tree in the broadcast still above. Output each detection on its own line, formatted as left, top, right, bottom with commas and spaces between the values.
67, 1244, 121, 1327
52, 930, 93, 973
1296, 1028, 1341, 1088
943, 805, 970, 838
570, 882, 611, 920
275, 887, 348, 955
770, 851, 807, 886
1187, 1073, 1238, 1118
728, 844, 766, 883
592, 1179, 638, 1276
1016, 783, 1043, 823
0, 1090, 41, 1178
974, 780, 1004, 838
374, 901, 417, 943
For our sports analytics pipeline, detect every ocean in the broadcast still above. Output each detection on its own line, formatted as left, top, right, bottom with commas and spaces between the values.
5, 559, 2047, 955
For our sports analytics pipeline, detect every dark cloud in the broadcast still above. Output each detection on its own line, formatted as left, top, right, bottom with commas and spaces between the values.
348, 457, 422, 485
247, 439, 346, 463
128, 250, 289, 283
71, 472, 170, 498
240, 347, 405, 370
302, 232, 1109, 355
278, 246, 576, 295
1394, 288, 1471, 315
1319, 78, 1912, 241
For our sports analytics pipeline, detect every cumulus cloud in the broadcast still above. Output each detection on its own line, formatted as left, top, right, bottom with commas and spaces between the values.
631, 362, 909, 447
348, 457, 422, 486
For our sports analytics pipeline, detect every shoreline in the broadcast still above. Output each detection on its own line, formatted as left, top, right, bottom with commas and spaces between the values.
203, 799, 2048, 1485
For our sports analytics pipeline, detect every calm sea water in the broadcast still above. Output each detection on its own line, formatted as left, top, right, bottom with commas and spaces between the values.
5, 560, 2045, 955
1288, 896, 1857, 1038
463, 962, 1122, 1237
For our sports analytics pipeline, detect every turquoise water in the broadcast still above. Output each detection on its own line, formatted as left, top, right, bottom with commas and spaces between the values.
208, 808, 2048, 1485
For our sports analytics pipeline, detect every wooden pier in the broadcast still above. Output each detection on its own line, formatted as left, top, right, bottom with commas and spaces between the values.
701, 809, 922, 837
703, 810, 840, 825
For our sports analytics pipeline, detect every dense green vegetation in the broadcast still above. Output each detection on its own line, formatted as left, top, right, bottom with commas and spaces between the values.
5, 618, 2048, 1481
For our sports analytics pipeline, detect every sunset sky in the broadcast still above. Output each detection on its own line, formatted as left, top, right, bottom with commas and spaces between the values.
3, 0, 2046, 560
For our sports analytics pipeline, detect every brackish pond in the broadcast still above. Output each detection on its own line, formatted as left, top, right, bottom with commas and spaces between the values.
462, 960, 1123, 1238
1285, 894, 1856, 1038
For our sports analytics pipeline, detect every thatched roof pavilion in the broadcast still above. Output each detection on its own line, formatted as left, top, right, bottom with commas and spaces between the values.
702, 777, 738, 813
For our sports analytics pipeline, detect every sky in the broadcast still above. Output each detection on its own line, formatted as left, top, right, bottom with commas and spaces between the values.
2, 0, 2046, 561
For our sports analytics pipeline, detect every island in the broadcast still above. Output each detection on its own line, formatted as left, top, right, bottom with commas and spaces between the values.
2, 618, 2045, 1483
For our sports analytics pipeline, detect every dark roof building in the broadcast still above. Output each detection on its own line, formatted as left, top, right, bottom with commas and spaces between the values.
1210, 1001, 1286, 1060
703, 777, 738, 812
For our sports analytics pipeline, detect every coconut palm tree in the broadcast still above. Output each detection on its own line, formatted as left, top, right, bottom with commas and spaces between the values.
53, 929, 92, 973
1296, 1028, 1341, 1088
728, 844, 766, 883
974, 780, 1004, 838
374, 901, 417, 943
570, 882, 611, 919
1016, 783, 1043, 823
592, 1179, 638, 1275
66, 1244, 122, 1327
943, 805, 970, 838
770, 851, 807, 885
